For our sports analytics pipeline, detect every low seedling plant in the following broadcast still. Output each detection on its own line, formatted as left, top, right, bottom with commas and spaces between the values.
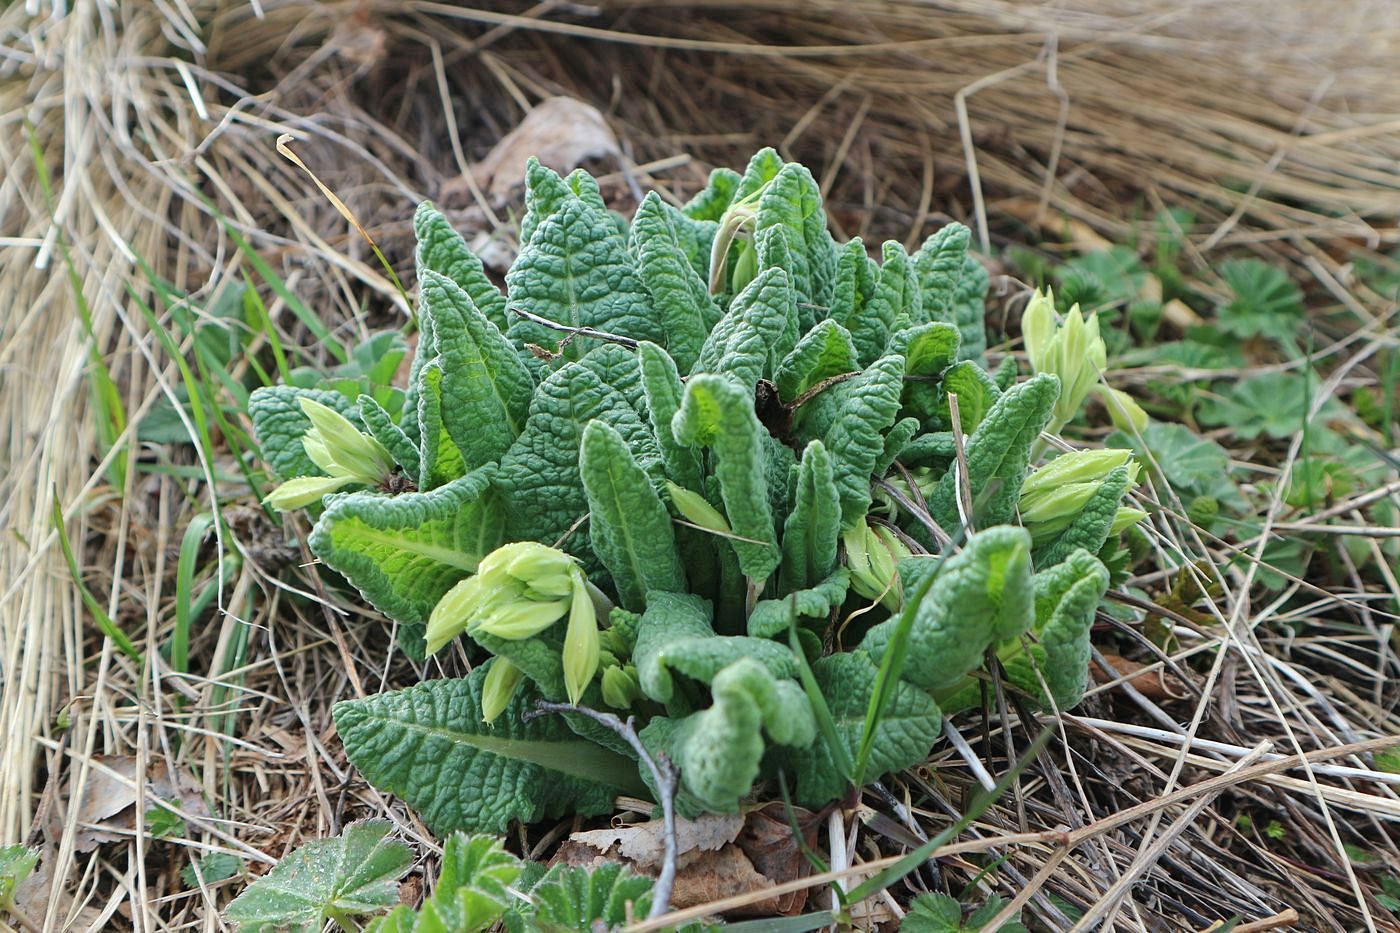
244, 149, 1148, 925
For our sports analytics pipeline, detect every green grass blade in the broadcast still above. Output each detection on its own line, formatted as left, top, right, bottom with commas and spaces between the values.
52, 493, 141, 662
787, 600, 854, 784
173, 513, 215, 677
844, 725, 1052, 904
28, 124, 129, 490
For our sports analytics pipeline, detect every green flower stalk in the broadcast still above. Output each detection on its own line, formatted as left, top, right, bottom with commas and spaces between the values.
264, 399, 395, 511
425, 542, 609, 706
1021, 288, 1107, 434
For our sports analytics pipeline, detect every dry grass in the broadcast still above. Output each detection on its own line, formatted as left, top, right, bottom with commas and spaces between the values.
2, 0, 1398, 929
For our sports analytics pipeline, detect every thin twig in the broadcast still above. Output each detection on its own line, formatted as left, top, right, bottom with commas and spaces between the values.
508, 305, 641, 349
527, 702, 678, 919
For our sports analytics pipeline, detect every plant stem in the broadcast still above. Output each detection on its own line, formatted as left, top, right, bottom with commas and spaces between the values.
528, 702, 678, 919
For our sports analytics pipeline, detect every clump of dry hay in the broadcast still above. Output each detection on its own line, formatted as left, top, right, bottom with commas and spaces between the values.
2, 0, 1398, 928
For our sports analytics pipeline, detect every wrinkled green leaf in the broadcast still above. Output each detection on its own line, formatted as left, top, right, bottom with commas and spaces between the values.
415, 201, 509, 332
781, 650, 940, 807
580, 420, 685, 609
862, 526, 1034, 692
779, 441, 843, 591
672, 375, 781, 581
368, 833, 522, 933
634, 592, 798, 706
694, 267, 798, 388
498, 350, 655, 551
310, 467, 501, 628
334, 669, 643, 835
506, 193, 662, 361
527, 862, 653, 933
928, 373, 1059, 530
419, 270, 535, 469
631, 192, 723, 371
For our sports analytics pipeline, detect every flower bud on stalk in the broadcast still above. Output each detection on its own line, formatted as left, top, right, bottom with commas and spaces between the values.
480, 658, 524, 724
263, 398, 395, 511
1019, 449, 1144, 543
843, 519, 911, 611
1022, 289, 1149, 437
425, 542, 610, 712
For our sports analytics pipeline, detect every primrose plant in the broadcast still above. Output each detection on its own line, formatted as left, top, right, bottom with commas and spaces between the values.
249, 149, 1146, 831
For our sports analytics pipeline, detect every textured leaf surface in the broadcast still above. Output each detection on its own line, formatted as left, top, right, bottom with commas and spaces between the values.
249, 386, 358, 481
415, 361, 468, 489
937, 360, 1001, 434
779, 441, 842, 591
1031, 549, 1110, 709
498, 352, 654, 550
859, 241, 920, 363
368, 833, 522, 933
641, 658, 813, 812
357, 395, 419, 479
528, 863, 653, 932
913, 223, 971, 324
862, 526, 1034, 692
672, 375, 781, 581
631, 192, 722, 371
225, 821, 410, 933
415, 202, 509, 332
747, 569, 850, 639
580, 420, 685, 609
637, 342, 703, 491
634, 592, 797, 705
947, 254, 989, 362
783, 651, 940, 807
694, 267, 798, 388
928, 374, 1059, 530
506, 195, 662, 360
334, 669, 640, 835
518, 159, 607, 248
829, 238, 879, 357
754, 162, 834, 314
774, 319, 859, 404
681, 166, 742, 222
875, 417, 921, 477
817, 354, 907, 528
309, 468, 501, 627
1034, 464, 1133, 567
891, 322, 960, 422
420, 270, 535, 470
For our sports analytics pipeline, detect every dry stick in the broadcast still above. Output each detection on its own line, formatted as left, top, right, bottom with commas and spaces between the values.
871, 478, 950, 550
947, 393, 974, 534
507, 305, 641, 349
975, 736, 1398, 932
1070, 740, 1275, 930
528, 703, 677, 920
633, 737, 1399, 932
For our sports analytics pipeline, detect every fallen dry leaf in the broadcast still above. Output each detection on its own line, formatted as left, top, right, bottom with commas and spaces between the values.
1093, 652, 1188, 701
567, 811, 743, 871
557, 805, 815, 917
49, 755, 208, 852
469, 97, 620, 201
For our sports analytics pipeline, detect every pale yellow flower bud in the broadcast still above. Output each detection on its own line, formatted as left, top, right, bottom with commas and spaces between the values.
480, 657, 524, 724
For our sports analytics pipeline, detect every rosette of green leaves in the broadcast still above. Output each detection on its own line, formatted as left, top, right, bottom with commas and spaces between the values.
249, 148, 1148, 829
